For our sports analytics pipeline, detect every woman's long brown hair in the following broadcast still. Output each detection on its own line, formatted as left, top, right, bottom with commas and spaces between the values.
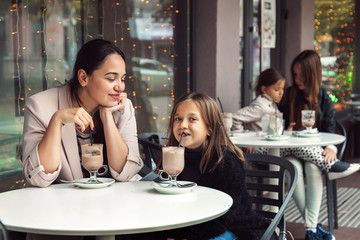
166, 93, 244, 173
288, 50, 322, 130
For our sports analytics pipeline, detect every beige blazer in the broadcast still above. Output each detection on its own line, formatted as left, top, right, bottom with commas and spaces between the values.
22, 84, 143, 187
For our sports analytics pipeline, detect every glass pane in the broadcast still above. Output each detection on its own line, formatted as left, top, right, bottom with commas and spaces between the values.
252, 0, 271, 99
314, 0, 355, 109
0, 0, 189, 189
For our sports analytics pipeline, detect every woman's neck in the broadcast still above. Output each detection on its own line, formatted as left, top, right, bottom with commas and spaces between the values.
72, 91, 98, 114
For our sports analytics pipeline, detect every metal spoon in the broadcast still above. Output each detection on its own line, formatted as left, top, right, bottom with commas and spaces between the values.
60, 179, 102, 184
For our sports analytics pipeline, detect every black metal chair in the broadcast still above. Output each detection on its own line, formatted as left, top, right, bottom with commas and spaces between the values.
137, 137, 162, 180
324, 120, 347, 232
0, 219, 9, 240
347, 93, 360, 157
243, 153, 298, 240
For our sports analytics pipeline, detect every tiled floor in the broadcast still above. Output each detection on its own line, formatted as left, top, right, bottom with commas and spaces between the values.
287, 157, 360, 240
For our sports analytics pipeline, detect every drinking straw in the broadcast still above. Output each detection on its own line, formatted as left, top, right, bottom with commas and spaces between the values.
217, 97, 224, 114
178, 132, 185, 147
90, 112, 95, 145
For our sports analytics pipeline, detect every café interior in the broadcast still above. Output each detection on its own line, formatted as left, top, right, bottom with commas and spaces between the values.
0, 0, 360, 239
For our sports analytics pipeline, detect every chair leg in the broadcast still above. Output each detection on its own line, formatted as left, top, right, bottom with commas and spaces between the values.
326, 175, 334, 234
332, 180, 338, 229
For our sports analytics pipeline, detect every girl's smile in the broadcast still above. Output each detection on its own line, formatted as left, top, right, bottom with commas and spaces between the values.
173, 100, 209, 149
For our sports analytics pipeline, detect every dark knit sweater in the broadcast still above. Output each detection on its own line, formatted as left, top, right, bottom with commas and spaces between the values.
171, 147, 275, 240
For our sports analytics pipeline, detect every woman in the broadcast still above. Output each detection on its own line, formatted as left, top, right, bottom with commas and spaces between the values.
22, 39, 143, 188
279, 50, 335, 240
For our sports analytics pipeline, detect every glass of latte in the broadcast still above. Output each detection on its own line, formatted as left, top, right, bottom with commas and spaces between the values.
159, 146, 185, 188
301, 110, 316, 133
222, 112, 233, 135
81, 144, 108, 184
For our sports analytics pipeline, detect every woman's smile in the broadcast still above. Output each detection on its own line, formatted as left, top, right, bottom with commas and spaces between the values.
109, 93, 121, 100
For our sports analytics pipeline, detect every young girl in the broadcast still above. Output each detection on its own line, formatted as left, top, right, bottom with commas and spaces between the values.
159, 92, 276, 240
232, 68, 359, 181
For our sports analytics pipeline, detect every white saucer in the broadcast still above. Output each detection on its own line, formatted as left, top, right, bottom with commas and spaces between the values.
265, 135, 290, 141
151, 181, 197, 194
73, 178, 115, 189
296, 132, 321, 138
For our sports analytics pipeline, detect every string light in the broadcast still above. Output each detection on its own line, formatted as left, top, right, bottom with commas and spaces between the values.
314, 0, 354, 110
5, 0, 180, 140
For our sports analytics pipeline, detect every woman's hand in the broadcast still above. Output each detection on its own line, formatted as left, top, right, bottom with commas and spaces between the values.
99, 93, 127, 120
55, 107, 94, 132
322, 148, 336, 163
286, 122, 296, 131
242, 147, 253, 153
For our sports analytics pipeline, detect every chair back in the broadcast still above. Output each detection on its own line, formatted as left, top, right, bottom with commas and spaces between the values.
243, 153, 298, 240
138, 137, 163, 178
0, 220, 9, 240
350, 93, 360, 101
334, 120, 347, 161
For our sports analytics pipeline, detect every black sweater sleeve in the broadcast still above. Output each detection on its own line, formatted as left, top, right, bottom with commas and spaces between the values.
204, 152, 272, 238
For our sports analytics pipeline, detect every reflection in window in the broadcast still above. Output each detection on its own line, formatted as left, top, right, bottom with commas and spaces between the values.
0, 1, 189, 186
314, 0, 355, 109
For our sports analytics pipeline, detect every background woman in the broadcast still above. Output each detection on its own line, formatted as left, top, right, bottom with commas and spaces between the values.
22, 39, 143, 188
279, 50, 336, 240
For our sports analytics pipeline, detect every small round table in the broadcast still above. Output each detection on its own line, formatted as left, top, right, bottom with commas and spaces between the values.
230, 131, 345, 156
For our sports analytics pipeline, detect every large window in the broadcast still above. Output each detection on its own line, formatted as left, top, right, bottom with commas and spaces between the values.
0, 0, 190, 189
314, 0, 355, 108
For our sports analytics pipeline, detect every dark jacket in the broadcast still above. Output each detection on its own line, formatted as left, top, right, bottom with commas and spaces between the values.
279, 86, 335, 133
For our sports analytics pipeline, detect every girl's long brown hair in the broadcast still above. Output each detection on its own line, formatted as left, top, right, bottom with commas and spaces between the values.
288, 50, 322, 130
167, 93, 244, 173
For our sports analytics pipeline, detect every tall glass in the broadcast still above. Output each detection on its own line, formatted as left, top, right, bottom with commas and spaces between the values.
159, 146, 185, 188
81, 144, 107, 184
222, 113, 233, 135
301, 110, 315, 133
268, 113, 283, 137
261, 114, 270, 134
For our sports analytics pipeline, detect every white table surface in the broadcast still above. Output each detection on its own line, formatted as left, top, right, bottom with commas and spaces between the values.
0, 181, 232, 239
230, 131, 345, 149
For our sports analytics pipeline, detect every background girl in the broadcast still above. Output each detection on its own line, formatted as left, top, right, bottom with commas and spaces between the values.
279, 50, 347, 240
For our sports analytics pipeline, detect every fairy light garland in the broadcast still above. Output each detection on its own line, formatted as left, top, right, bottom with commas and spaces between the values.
314, 0, 355, 107
13, 0, 177, 131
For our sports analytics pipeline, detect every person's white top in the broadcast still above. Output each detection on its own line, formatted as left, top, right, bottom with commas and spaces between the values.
230, 131, 345, 148
0, 181, 232, 239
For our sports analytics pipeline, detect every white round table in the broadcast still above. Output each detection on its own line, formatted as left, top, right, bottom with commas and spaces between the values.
230, 131, 345, 210
0, 181, 232, 240
230, 131, 345, 156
